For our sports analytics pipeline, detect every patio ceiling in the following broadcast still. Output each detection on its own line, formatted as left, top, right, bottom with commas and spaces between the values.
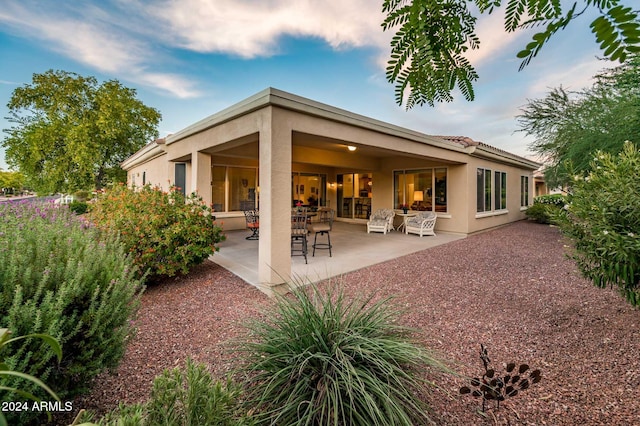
199, 131, 463, 168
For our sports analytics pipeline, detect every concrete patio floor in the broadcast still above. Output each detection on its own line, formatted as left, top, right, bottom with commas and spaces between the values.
210, 221, 466, 289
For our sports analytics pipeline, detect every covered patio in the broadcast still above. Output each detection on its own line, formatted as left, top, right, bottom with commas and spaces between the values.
210, 221, 466, 292
123, 88, 538, 295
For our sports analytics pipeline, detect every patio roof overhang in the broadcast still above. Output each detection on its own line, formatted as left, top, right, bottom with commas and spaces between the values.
121, 88, 541, 295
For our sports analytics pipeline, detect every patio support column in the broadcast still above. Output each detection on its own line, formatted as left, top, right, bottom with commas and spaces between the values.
192, 151, 212, 206
258, 107, 292, 294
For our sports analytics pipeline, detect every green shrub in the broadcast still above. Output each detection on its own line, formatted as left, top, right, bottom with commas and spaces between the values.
90, 184, 225, 281
557, 141, 640, 306
240, 282, 447, 425
0, 201, 142, 424
0, 328, 61, 425
73, 190, 91, 202
525, 203, 557, 224
97, 359, 249, 426
69, 200, 89, 215
534, 193, 566, 206
526, 194, 567, 224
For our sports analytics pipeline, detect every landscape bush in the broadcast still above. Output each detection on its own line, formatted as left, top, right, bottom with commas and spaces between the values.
240, 281, 447, 425
526, 194, 566, 224
69, 200, 89, 215
0, 201, 142, 424
94, 359, 249, 426
557, 141, 640, 306
90, 184, 225, 281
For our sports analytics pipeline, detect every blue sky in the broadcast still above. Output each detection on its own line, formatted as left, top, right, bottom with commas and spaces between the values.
0, 0, 611, 171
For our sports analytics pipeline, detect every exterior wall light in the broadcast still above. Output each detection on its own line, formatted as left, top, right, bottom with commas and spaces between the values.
347, 145, 357, 152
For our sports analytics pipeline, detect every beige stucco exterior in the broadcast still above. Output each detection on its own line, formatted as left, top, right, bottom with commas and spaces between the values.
122, 88, 540, 294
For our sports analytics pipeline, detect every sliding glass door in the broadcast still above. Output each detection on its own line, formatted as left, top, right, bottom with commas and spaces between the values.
337, 173, 372, 219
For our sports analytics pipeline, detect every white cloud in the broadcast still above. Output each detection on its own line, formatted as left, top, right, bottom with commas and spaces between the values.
526, 57, 603, 98
136, 0, 387, 58
0, 1, 200, 98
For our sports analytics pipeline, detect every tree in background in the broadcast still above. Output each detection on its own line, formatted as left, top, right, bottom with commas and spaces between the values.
517, 54, 640, 189
382, 0, 640, 108
0, 170, 25, 194
2, 70, 161, 193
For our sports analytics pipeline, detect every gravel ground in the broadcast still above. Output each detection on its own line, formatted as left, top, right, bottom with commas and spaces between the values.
71, 220, 640, 425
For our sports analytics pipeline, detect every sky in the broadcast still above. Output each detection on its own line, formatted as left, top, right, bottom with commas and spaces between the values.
0, 0, 613, 171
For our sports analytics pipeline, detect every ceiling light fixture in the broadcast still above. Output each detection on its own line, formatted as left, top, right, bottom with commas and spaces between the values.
347, 145, 357, 152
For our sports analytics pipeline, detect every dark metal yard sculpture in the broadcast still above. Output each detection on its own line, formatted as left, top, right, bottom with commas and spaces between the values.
460, 344, 542, 412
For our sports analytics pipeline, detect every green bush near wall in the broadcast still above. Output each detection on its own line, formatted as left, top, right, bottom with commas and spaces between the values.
90, 184, 225, 282
526, 194, 567, 224
557, 142, 640, 306
0, 201, 142, 424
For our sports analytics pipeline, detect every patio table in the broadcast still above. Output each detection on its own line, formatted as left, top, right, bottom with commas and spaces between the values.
395, 211, 418, 233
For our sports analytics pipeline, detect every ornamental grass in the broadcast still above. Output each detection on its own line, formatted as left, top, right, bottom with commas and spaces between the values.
240, 281, 447, 426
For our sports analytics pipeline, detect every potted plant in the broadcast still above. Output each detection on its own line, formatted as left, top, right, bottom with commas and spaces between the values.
399, 204, 409, 214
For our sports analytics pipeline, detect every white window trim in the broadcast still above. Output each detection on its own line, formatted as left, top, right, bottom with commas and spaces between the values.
475, 210, 509, 219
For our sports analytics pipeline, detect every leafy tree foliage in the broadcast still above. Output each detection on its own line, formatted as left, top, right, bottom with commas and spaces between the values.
2, 70, 161, 193
517, 54, 640, 188
382, 0, 640, 108
0, 170, 24, 193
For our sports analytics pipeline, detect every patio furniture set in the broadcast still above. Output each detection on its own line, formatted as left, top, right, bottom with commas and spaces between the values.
243, 207, 436, 262
366, 209, 437, 237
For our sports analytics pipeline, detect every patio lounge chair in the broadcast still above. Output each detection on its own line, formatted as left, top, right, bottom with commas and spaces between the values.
405, 211, 436, 237
366, 208, 395, 234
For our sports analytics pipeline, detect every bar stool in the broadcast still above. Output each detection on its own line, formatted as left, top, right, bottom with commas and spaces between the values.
308, 207, 334, 256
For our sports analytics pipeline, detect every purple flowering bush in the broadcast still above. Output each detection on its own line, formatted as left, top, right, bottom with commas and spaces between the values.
0, 200, 142, 423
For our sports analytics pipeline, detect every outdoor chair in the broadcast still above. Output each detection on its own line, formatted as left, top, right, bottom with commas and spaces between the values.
243, 209, 259, 240
366, 208, 395, 234
405, 211, 437, 237
308, 207, 334, 257
291, 208, 308, 264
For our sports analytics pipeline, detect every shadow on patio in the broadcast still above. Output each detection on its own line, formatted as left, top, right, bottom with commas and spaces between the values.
210, 221, 466, 288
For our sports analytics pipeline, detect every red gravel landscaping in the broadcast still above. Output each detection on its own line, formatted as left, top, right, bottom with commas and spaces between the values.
73, 220, 640, 425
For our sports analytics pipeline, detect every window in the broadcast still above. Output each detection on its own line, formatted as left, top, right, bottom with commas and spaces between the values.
293, 172, 326, 209
210, 165, 258, 212
494, 171, 507, 210
477, 168, 491, 212
521, 176, 529, 207
394, 168, 447, 212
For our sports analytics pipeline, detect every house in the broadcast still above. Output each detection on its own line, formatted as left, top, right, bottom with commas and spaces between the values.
122, 88, 540, 294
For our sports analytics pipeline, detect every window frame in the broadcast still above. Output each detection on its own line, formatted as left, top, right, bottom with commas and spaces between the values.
393, 167, 448, 213
520, 175, 530, 208
211, 164, 259, 212
476, 167, 492, 213
494, 170, 507, 211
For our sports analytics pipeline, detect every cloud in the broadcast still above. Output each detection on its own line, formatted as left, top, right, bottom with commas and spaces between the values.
0, 1, 200, 98
135, 0, 387, 58
526, 57, 603, 98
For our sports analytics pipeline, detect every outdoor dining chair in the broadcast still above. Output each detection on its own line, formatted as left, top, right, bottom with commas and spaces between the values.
308, 207, 334, 257
243, 209, 259, 240
291, 208, 308, 263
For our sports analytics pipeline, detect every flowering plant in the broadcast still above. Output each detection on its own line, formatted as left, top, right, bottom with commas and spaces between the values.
296, 200, 303, 207
399, 203, 409, 209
